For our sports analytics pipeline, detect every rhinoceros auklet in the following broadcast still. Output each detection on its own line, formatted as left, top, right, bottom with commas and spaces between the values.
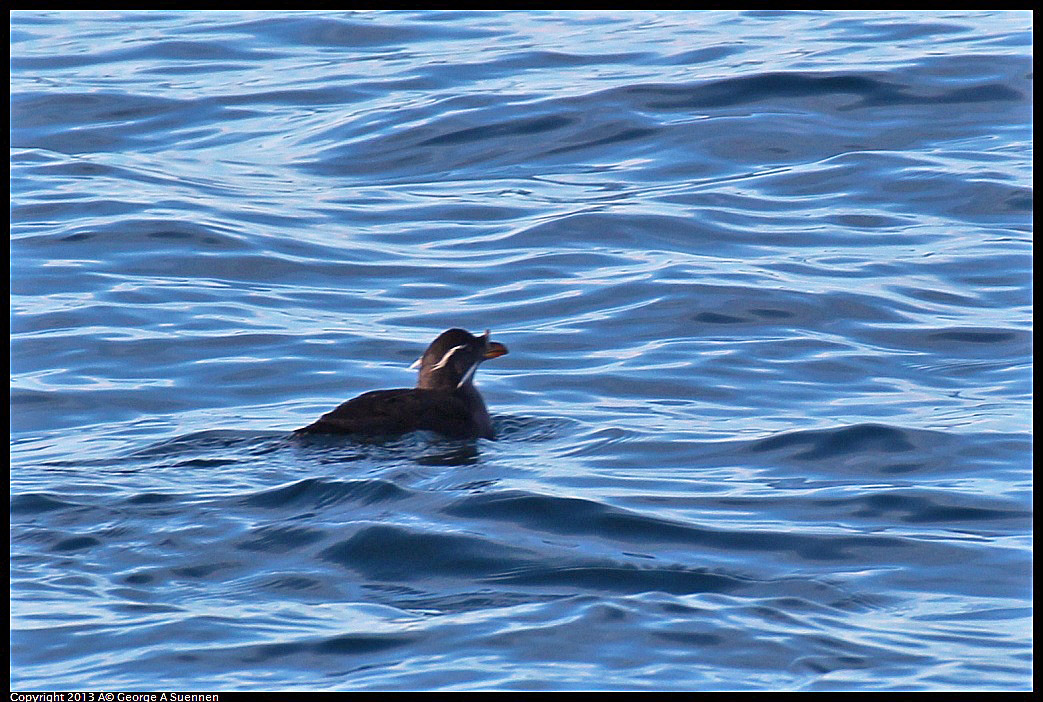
295, 328, 508, 439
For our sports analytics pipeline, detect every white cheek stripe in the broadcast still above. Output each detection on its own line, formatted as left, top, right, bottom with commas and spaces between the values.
456, 361, 479, 388
432, 344, 467, 371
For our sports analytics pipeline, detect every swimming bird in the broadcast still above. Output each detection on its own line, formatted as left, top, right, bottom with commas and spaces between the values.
295, 328, 508, 439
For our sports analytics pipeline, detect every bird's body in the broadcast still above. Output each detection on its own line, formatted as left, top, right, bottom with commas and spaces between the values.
296, 328, 507, 439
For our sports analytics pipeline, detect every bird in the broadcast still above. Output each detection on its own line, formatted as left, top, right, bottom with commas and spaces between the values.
295, 328, 508, 439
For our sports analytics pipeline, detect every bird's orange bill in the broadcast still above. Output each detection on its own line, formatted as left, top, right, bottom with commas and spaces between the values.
484, 341, 508, 359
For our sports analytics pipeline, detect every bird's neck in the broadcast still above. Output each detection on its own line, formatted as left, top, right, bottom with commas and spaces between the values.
457, 382, 492, 437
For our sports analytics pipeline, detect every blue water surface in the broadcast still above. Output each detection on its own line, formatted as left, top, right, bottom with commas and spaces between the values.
10, 10, 1032, 692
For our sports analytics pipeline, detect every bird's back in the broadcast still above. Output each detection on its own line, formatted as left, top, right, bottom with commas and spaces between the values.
295, 388, 483, 438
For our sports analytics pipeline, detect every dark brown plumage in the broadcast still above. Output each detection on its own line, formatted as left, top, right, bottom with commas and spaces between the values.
295, 328, 508, 439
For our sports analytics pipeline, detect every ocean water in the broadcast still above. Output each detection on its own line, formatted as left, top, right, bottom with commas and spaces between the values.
9, 10, 1032, 692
